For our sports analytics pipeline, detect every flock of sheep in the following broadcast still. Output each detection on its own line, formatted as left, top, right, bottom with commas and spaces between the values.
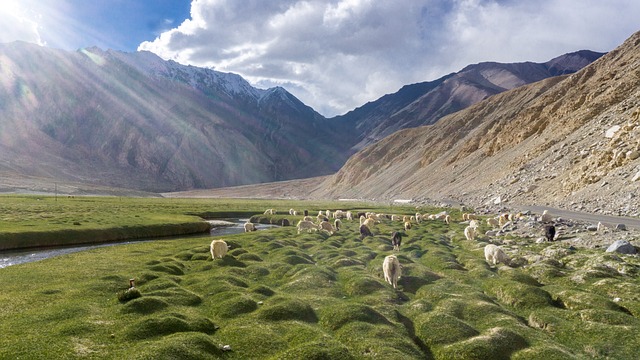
209, 207, 558, 290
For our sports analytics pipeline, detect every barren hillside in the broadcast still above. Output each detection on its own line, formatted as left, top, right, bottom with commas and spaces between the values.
311, 31, 640, 217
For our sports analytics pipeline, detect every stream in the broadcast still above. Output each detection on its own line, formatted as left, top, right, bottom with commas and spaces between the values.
0, 219, 275, 269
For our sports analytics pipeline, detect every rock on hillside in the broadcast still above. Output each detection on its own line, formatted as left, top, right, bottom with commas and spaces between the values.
313, 30, 640, 217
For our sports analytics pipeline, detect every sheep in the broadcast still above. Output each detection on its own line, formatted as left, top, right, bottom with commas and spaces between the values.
363, 218, 376, 229
359, 224, 373, 240
544, 225, 556, 242
297, 220, 318, 234
359, 215, 367, 226
319, 220, 336, 234
444, 214, 451, 224
404, 221, 412, 231
498, 213, 509, 227
403, 215, 411, 223
334, 210, 344, 219
289, 208, 295, 215
304, 210, 309, 216
484, 244, 510, 266
210, 239, 228, 260
334, 219, 342, 231
415, 213, 422, 224
391, 231, 402, 251
464, 225, 476, 241
244, 222, 256, 232
281, 219, 290, 226
540, 210, 552, 223
357, 212, 367, 219
469, 219, 480, 229
346, 211, 353, 221
391, 215, 401, 222
382, 255, 401, 289
487, 217, 499, 227
303, 216, 314, 222
326, 210, 333, 219
263, 208, 276, 215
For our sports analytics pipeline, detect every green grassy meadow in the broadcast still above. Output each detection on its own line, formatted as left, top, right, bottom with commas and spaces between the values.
1, 196, 640, 359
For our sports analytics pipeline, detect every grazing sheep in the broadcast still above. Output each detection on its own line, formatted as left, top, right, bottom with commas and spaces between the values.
304, 210, 309, 216
498, 213, 509, 227
334, 219, 342, 231
383, 255, 401, 289
359, 215, 367, 226
415, 213, 422, 224
319, 220, 336, 234
544, 225, 556, 242
346, 211, 353, 221
363, 218, 376, 229
210, 239, 229, 260
289, 208, 295, 215
487, 217, 499, 227
391, 231, 402, 251
263, 208, 276, 215
326, 210, 333, 219
391, 215, 401, 222
464, 225, 476, 241
404, 221, 412, 231
357, 212, 367, 220
444, 214, 451, 224
403, 215, 411, 223
484, 244, 510, 266
540, 210, 553, 223
297, 220, 318, 234
334, 210, 344, 219
469, 219, 480, 229
244, 222, 257, 232
303, 216, 314, 222
359, 224, 373, 240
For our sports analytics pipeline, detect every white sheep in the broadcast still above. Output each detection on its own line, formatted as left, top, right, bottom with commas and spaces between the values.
289, 208, 295, 215
326, 210, 333, 219
487, 217, 499, 227
303, 216, 314, 222
404, 221, 412, 231
359, 215, 366, 226
484, 244, 510, 266
464, 225, 476, 241
210, 239, 228, 260
383, 255, 401, 289
444, 214, 451, 224
319, 220, 336, 234
391, 215, 401, 222
469, 219, 480, 229
263, 208, 276, 215
297, 220, 318, 234
540, 210, 552, 223
244, 222, 256, 232
403, 215, 411, 223
346, 211, 353, 221
415, 213, 422, 224
363, 218, 376, 229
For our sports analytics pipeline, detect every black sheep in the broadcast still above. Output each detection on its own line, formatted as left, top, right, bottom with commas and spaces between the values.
544, 225, 556, 242
359, 224, 373, 240
391, 231, 402, 251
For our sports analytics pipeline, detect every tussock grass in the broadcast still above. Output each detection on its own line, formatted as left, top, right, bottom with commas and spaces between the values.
1, 198, 640, 358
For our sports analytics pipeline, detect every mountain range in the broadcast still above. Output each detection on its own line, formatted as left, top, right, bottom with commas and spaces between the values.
0, 40, 605, 193
308, 30, 640, 216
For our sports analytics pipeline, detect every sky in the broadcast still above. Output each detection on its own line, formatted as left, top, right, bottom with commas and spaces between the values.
1, 0, 639, 117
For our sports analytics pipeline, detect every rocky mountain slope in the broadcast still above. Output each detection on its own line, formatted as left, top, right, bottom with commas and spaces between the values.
336, 50, 604, 151
0, 43, 348, 191
312, 31, 640, 217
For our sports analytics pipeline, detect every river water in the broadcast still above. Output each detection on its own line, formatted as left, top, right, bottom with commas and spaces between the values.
0, 219, 275, 269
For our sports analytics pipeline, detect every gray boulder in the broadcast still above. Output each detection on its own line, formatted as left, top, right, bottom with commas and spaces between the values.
605, 240, 637, 254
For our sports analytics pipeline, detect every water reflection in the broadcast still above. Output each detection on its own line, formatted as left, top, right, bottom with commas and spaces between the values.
0, 219, 276, 269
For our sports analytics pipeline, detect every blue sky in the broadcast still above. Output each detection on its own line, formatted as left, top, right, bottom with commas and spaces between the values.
1, 0, 639, 117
